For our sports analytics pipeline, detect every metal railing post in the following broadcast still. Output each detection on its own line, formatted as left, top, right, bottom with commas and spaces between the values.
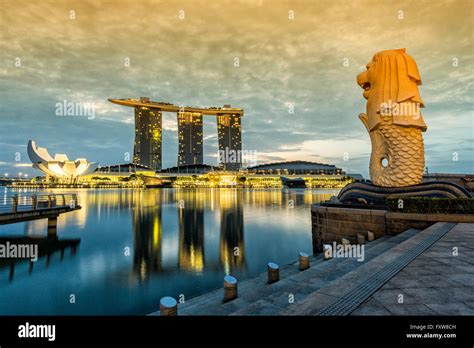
73, 194, 78, 207
31, 194, 37, 211
12, 195, 18, 213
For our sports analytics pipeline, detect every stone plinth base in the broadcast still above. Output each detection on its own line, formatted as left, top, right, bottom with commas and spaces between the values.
311, 204, 474, 253
337, 181, 471, 205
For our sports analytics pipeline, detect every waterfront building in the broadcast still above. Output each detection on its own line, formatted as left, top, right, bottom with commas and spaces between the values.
94, 163, 155, 175
27, 140, 98, 182
177, 112, 203, 166
108, 98, 244, 171
158, 164, 220, 174
217, 113, 242, 171
133, 100, 162, 170
247, 160, 343, 175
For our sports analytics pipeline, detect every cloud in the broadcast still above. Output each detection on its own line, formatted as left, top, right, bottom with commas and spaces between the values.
1, 0, 472, 175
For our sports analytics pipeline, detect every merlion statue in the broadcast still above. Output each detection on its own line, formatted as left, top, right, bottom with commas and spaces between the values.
357, 48, 427, 187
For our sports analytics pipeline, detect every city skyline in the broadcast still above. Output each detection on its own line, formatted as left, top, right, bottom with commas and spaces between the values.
1, 0, 473, 178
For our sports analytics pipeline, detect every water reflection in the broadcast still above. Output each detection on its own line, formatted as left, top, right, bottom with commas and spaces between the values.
133, 193, 163, 279
0, 235, 80, 282
177, 192, 205, 273
219, 190, 245, 274
127, 189, 335, 282
1, 188, 337, 314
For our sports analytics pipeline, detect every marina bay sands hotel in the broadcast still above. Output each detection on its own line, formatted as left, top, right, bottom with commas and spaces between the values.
108, 98, 243, 171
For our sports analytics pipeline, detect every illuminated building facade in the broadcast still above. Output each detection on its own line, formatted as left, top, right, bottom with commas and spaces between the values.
108, 98, 244, 171
133, 102, 162, 171
27, 140, 98, 182
177, 112, 203, 166
247, 161, 343, 175
217, 114, 242, 171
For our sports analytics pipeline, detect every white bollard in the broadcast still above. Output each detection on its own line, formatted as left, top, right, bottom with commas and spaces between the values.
160, 296, 178, 316
267, 262, 279, 284
223, 275, 238, 302
299, 252, 310, 271
367, 231, 375, 241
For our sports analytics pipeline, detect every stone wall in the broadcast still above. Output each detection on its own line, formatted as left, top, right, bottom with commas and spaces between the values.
311, 204, 474, 253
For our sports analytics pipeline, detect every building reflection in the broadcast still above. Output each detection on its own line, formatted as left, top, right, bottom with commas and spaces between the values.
132, 191, 163, 281
177, 191, 205, 273
2, 188, 334, 284
130, 189, 248, 280
219, 190, 245, 274
128, 189, 335, 281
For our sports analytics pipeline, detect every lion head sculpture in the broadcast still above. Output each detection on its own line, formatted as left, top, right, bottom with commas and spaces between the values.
357, 49, 427, 187
357, 48, 427, 132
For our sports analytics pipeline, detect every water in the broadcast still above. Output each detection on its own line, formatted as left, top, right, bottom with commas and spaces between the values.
0, 187, 338, 315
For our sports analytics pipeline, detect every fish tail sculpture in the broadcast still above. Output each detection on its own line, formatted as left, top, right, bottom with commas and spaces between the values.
357, 49, 427, 187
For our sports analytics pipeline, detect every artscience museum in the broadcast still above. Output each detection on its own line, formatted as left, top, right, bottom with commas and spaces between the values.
27, 140, 98, 181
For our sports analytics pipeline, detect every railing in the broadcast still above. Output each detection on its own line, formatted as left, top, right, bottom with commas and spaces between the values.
0, 194, 80, 214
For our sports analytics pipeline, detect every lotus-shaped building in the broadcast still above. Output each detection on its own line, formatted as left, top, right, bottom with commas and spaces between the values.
27, 140, 98, 179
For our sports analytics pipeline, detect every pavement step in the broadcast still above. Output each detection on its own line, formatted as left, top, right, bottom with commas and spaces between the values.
275, 234, 393, 280
224, 228, 422, 315
279, 222, 456, 315
149, 227, 427, 316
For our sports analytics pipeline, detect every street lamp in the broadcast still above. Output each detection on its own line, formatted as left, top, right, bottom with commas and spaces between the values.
4, 173, 8, 178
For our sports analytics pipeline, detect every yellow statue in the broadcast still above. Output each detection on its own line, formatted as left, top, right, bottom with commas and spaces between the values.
357, 48, 427, 187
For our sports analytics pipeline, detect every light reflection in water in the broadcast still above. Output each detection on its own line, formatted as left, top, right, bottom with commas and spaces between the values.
0, 187, 337, 315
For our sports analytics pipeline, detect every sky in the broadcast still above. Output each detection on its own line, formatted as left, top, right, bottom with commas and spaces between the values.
1, 0, 473, 178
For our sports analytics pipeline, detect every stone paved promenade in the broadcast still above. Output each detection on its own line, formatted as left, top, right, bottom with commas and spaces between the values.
149, 222, 474, 316
352, 223, 474, 315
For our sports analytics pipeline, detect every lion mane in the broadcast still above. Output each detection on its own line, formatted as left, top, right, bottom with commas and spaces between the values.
360, 48, 427, 132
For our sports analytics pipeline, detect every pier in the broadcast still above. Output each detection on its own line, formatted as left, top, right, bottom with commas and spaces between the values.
0, 193, 80, 236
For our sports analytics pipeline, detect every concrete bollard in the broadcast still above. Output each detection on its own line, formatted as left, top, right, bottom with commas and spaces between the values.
323, 244, 332, 260
341, 238, 351, 252
267, 262, 279, 284
299, 252, 310, 271
367, 231, 375, 241
357, 233, 366, 245
160, 296, 178, 316
223, 275, 238, 302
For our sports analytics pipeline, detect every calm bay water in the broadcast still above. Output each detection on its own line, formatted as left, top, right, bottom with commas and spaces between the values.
0, 187, 337, 315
